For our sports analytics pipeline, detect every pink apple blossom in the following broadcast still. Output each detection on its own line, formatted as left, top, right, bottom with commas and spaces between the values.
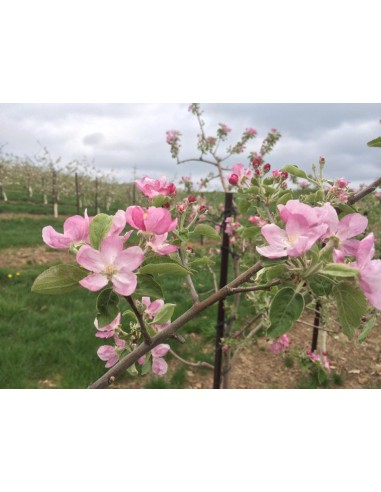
248, 215, 267, 227
350, 233, 381, 310
135, 176, 177, 200
94, 312, 121, 339
336, 177, 350, 188
77, 236, 144, 296
228, 163, 252, 187
316, 203, 368, 258
141, 297, 164, 319
137, 343, 170, 376
256, 212, 327, 259
268, 334, 290, 354
125, 206, 177, 235
146, 233, 178, 256
97, 336, 126, 368
42, 210, 90, 250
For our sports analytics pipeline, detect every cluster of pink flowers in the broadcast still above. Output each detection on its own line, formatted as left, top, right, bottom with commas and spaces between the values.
228, 163, 252, 187
248, 215, 267, 227
268, 334, 290, 354
225, 217, 241, 240
135, 176, 176, 201
306, 350, 331, 371
217, 123, 232, 140
95, 313, 126, 368
166, 130, 182, 158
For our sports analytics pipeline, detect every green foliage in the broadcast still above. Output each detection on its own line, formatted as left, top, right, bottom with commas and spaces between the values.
139, 262, 190, 277
309, 275, 333, 297
134, 274, 164, 299
358, 316, 377, 343
322, 263, 359, 278
367, 137, 381, 148
96, 288, 119, 326
31, 264, 87, 294
152, 303, 176, 324
281, 164, 308, 179
333, 281, 367, 338
192, 224, 221, 240
268, 287, 305, 338
89, 213, 113, 249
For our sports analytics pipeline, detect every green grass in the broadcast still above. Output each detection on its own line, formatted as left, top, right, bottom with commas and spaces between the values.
0, 217, 65, 250
0, 266, 105, 388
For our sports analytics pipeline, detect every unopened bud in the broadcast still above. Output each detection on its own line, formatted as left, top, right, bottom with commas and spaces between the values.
229, 174, 239, 186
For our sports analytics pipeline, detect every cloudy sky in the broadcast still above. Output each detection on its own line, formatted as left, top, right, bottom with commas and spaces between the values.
1, 103, 380, 189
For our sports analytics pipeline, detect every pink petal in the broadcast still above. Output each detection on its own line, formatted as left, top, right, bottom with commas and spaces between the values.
77, 245, 105, 273
341, 239, 360, 256
256, 245, 287, 259
137, 355, 146, 365
126, 206, 145, 230
42, 226, 72, 249
63, 215, 89, 242
112, 270, 138, 296
152, 357, 168, 376
146, 299, 164, 318
105, 355, 119, 368
108, 210, 127, 236
113, 246, 144, 271
316, 203, 339, 238
261, 224, 288, 248
152, 343, 170, 358
80, 273, 108, 292
333, 249, 345, 263
360, 260, 381, 310
96, 331, 114, 339
356, 233, 375, 268
337, 213, 368, 241
100, 236, 124, 265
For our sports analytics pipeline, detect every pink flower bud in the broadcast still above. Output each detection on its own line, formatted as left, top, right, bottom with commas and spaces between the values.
272, 170, 282, 178
229, 173, 239, 186
263, 163, 271, 173
252, 157, 262, 168
337, 177, 349, 188
254, 169, 261, 176
319, 156, 325, 166
281, 171, 288, 180
188, 195, 196, 203
177, 204, 188, 213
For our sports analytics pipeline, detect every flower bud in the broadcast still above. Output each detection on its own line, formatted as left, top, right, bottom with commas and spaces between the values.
229, 173, 239, 186
167, 183, 177, 196
188, 195, 196, 203
177, 204, 188, 213
281, 171, 288, 180
263, 163, 271, 173
199, 205, 206, 212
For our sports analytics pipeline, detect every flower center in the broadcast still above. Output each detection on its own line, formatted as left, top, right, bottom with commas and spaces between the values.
143, 213, 148, 220
103, 264, 118, 278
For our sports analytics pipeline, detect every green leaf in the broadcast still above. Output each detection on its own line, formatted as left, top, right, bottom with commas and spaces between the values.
237, 198, 250, 214
96, 288, 120, 326
309, 275, 333, 297
139, 262, 190, 277
127, 363, 139, 376
190, 256, 216, 267
152, 303, 176, 325
358, 316, 377, 343
193, 224, 220, 240
282, 165, 307, 179
277, 192, 293, 205
134, 274, 164, 299
151, 195, 170, 207
333, 281, 367, 338
31, 264, 87, 295
367, 137, 381, 148
241, 226, 260, 240
263, 264, 288, 282
140, 354, 152, 375
268, 287, 305, 338
322, 263, 359, 278
89, 213, 113, 249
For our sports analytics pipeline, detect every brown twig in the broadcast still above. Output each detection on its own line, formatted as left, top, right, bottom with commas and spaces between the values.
169, 349, 214, 370
88, 260, 263, 388
347, 175, 381, 205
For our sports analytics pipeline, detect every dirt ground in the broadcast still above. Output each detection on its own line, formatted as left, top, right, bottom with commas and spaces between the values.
4, 241, 381, 390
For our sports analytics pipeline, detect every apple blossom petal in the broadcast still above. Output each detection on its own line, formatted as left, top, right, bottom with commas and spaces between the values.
80, 273, 108, 292
105, 355, 119, 368
256, 245, 287, 259
108, 210, 127, 236
261, 224, 288, 248
337, 213, 368, 240
97, 345, 115, 361
232, 163, 244, 176
137, 355, 146, 365
145, 299, 164, 318
144, 207, 170, 234
63, 215, 89, 242
341, 239, 360, 256
152, 357, 168, 376
285, 215, 310, 240
333, 249, 345, 263
356, 233, 375, 268
152, 343, 170, 358
76, 246, 105, 272
114, 246, 144, 271
100, 236, 124, 265
316, 203, 339, 238
359, 260, 381, 310
42, 226, 72, 249
126, 206, 145, 230
96, 331, 114, 338
123, 230, 133, 242
152, 243, 179, 256
112, 271, 137, 296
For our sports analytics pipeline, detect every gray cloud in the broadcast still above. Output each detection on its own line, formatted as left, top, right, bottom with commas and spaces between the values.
0, 103, 380, 187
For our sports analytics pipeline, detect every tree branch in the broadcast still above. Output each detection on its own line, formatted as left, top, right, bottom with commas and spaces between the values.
347, 175, 381, 205
88, 260, 263, 388
169, 349, 214, 370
